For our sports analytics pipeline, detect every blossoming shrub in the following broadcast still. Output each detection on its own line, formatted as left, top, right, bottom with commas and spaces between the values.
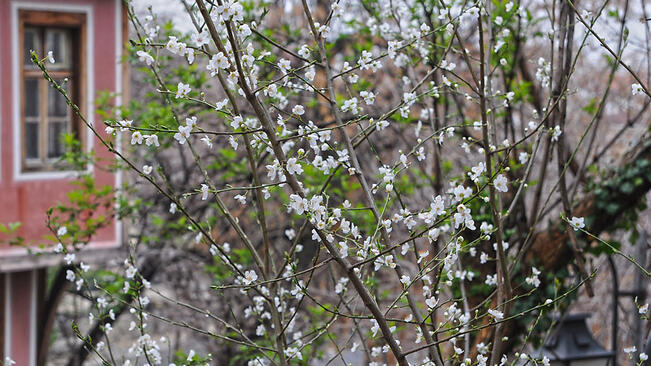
28, 0, 651, 364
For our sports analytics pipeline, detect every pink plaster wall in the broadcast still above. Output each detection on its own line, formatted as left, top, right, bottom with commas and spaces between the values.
8, 271, 34, 365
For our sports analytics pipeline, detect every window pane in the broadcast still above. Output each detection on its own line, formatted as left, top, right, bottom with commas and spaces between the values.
45, 29, 70, 69
47, 79, 70, 159
25, 78, 40, 117
25, 122, 39, 159
47, 120, 67, 158
48, 80, 68, 117
23, 28, 40, 67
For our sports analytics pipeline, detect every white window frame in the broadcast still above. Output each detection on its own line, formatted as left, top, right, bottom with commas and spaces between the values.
11, 2, 95, 181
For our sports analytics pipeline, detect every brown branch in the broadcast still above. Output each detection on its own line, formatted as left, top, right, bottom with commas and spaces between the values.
553, 0, 594, 297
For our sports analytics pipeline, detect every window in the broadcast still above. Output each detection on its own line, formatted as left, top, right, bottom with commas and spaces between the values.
19, 11, 86, 172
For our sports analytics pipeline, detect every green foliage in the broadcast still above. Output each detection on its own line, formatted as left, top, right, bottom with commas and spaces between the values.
173, 350, 212, 365
0, 222, 21, 234
46, 174, 115, 246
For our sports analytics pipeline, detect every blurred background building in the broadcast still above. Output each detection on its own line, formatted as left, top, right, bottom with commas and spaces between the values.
0, 0, 127, 364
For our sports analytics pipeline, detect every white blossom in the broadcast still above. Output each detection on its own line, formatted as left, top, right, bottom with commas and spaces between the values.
286, 158, 303, 175
494, 174, 508, 193
243, 270, 258, 285
488, 308, 504, 320
201, 184, 210, 200
551, 125, 562, 142
176, 82, 191, 98
569, 216, 585, 231
136, 50, 154, 65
